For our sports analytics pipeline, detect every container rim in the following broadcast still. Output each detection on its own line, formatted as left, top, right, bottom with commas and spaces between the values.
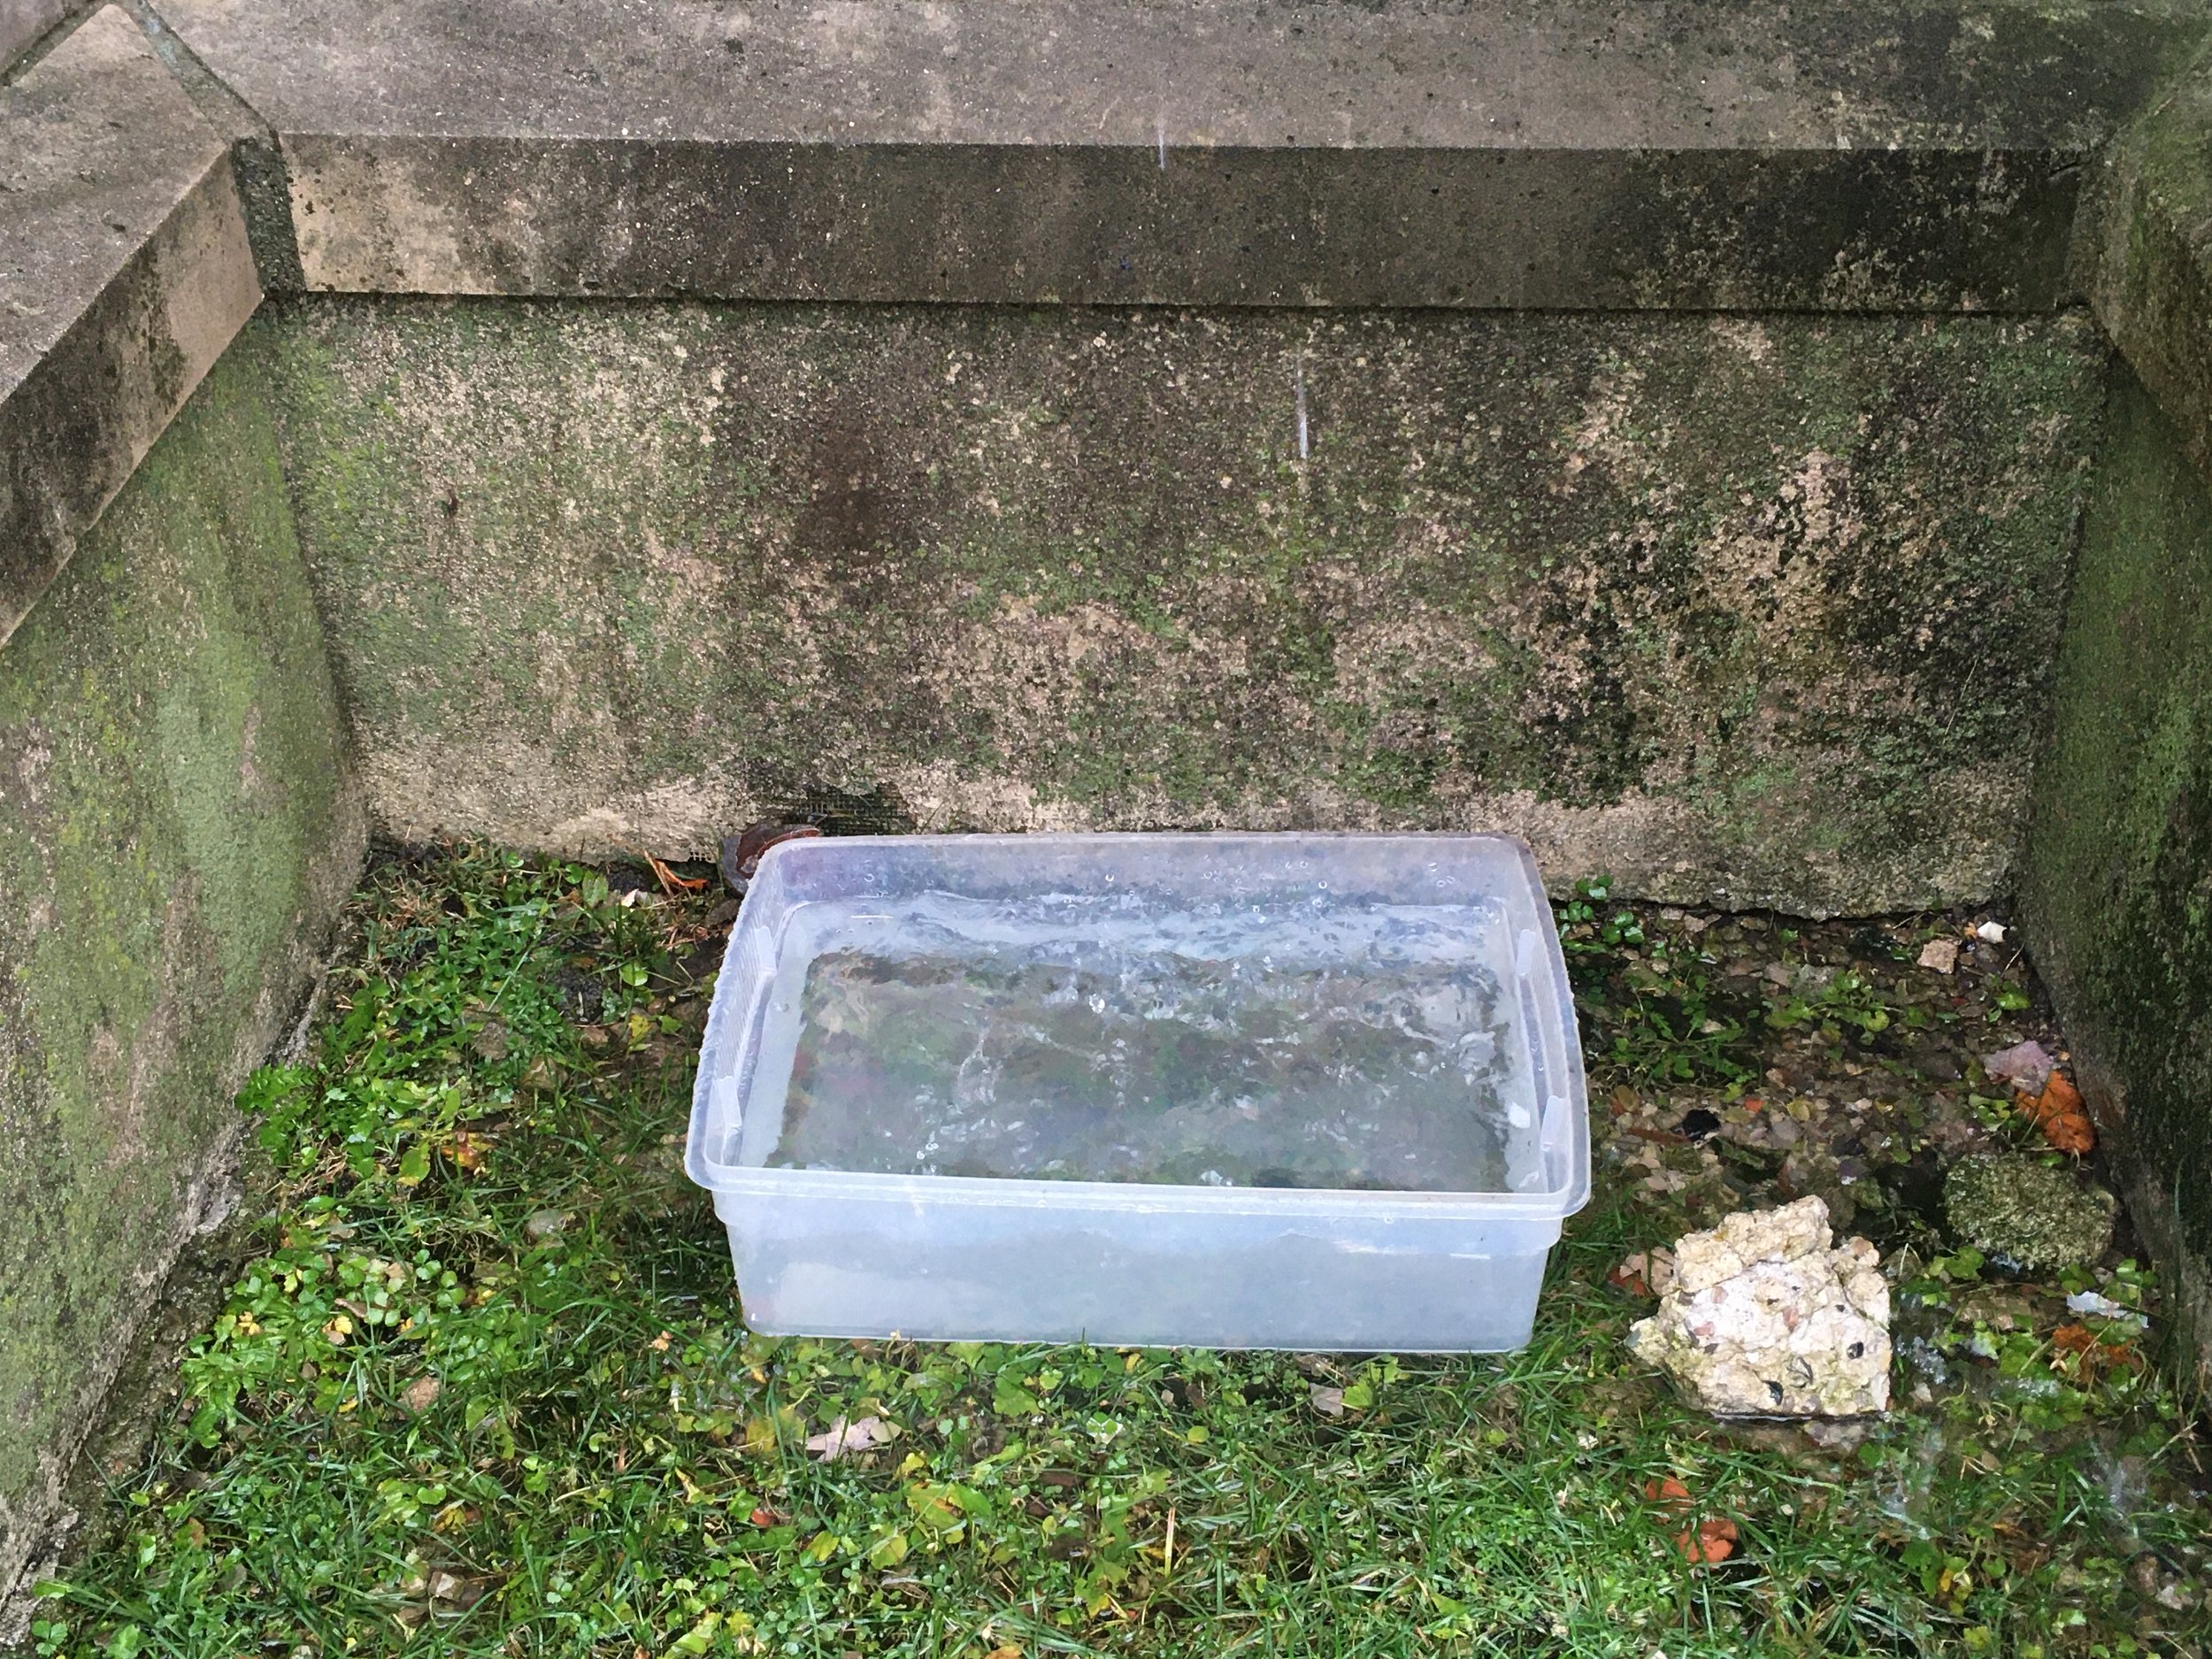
687, 1154, 1586, 1220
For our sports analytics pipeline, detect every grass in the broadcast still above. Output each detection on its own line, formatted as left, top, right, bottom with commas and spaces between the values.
21, 848, 2212, 1659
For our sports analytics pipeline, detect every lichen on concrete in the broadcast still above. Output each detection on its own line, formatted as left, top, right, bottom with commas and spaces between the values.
1943, 1154, 2118, 1271
259, 299, 2105, 916
0, 335, 364, 1598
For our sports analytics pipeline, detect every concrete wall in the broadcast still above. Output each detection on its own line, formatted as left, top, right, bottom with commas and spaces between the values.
2013, 47, 2212, 1391
2, 0, 76, 76
2024, 365, 2212, 1386
260, 298, 2106, 918
0, 338, 364, 1597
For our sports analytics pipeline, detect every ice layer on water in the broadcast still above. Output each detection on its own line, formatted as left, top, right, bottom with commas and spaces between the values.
729, 887, 1544, 1194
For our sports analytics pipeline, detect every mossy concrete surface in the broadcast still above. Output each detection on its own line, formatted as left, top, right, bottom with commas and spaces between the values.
263, 299, 2104, 916
0, 338, 365, 1597
2024, 363, 2212, 1386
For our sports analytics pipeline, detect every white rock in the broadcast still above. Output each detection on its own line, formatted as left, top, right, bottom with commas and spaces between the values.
1629, 1196, 1890, 1417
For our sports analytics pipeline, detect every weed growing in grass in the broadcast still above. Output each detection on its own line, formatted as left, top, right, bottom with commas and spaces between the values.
25, 849, 2212, 1658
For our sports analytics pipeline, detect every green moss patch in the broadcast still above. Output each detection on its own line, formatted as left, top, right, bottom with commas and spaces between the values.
0, 340, 359, 1534
2024, 362, 2212, 1340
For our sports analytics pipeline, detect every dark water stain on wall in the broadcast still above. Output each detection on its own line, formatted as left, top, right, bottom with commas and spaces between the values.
261, 299, 2105, 915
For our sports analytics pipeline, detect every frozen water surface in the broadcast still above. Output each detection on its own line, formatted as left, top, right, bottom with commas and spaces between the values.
733, 889, 1543, 1192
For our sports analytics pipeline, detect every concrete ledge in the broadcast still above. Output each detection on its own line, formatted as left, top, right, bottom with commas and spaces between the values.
157, 0, 2204, 306
2083, 52, 2212, 490
0, 5, 261, 646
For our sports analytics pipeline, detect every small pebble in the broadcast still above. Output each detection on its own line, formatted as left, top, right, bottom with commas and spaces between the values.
1983, 1039, 2055, 1093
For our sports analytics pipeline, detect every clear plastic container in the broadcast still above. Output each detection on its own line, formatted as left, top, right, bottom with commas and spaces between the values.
686, 833, 1590, 1351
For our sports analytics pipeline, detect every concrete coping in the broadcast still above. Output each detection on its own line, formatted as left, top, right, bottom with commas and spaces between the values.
2083, 52, 2212, 494
0, 4, 261, 646
152, 0, 2210, 308
4, 0, 2212, 643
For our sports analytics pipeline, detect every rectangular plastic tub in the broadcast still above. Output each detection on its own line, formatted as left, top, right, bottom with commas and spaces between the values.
686, 833, 1589, 1351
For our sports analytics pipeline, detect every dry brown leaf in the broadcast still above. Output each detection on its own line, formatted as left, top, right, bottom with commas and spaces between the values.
2042, 1112, 2095, 1156
1642, 1476, 1693, 1514
644, 852, 708, 895
2052, 1321, 2139, 1380
2026, 1079, 2079, 1119
2052, 1321, 2098, 1355
805, 1415, 895, 1461
428, 1570, 481, 1605
1612, 1248, 1678, 1298
1677, 1517, 1739, 1563
2029, 1073, 2095, 1155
